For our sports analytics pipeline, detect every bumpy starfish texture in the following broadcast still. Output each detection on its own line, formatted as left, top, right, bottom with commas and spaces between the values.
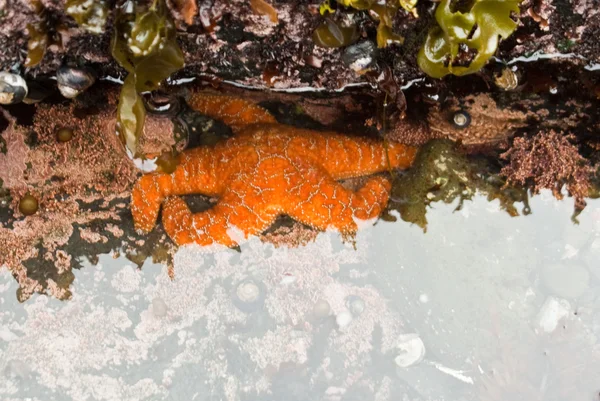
131, 93, 417, 247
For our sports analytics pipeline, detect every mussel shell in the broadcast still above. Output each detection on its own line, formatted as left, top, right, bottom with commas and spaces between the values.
22, 79, 53, 104
143, 91, 181, 117
342, 41, 377, 72
56, 66, 96, 98
0, 72, 28, 105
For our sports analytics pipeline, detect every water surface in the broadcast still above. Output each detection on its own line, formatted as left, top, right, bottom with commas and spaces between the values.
1, 191, 599, 401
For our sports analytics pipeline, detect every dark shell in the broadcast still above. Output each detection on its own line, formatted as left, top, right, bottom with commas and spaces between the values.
56, 66, 96, 98
342, 41, 377, 73
23, 79, 53, 104
0, 72, 28, 105
143, 92, 181, 117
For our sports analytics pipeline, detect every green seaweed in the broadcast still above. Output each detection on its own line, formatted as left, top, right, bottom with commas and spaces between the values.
418, 0, 520, 78
65, 0, 108, 34
335, 0, 417, 16
24, 0, 49, 67
312, 18, 359, 48
112, 0, 184, 157
116, 74, 145, 157
317, 0, 414, 48
383, 139, 529, 230
24, 21, 49, 67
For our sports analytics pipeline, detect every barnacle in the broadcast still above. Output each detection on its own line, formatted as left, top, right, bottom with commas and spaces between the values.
418, 0, 521, 78
111, 0, 184, 157
65, 0, 108, 34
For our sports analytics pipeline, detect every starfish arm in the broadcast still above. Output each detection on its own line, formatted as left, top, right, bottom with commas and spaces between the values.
161, 181, 280, 247
131, 174, 174, 233
283, 129, 417, 179
162, 196, 236, 246
349, 176, 392, 220
319, 136, 416, 179
186, 93, 277, 134
281, 159, 392, 234
131, 148, 221, 233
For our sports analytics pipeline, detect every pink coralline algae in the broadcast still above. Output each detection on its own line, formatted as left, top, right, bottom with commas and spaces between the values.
0, 110, 29, 189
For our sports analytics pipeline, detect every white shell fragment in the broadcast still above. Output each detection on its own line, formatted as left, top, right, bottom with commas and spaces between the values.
279, 273, 297, 285
313, 299, 331, 319
336, 311, 353, 329
152, 297, 168, 318
536, 296, 570, 333
394, 333, 425, 368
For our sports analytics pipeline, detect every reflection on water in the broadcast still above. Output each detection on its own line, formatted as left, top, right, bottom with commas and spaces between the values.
1, 191, 599, 401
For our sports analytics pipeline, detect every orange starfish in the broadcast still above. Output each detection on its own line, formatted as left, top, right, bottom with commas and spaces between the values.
131, 93, 417, 247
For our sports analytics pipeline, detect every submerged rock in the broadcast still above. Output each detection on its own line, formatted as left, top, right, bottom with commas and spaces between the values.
541, 264, 590, 299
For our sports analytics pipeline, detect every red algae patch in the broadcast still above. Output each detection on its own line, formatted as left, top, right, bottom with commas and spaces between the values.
501, 131, 592, 211
0, 110, 29, 188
